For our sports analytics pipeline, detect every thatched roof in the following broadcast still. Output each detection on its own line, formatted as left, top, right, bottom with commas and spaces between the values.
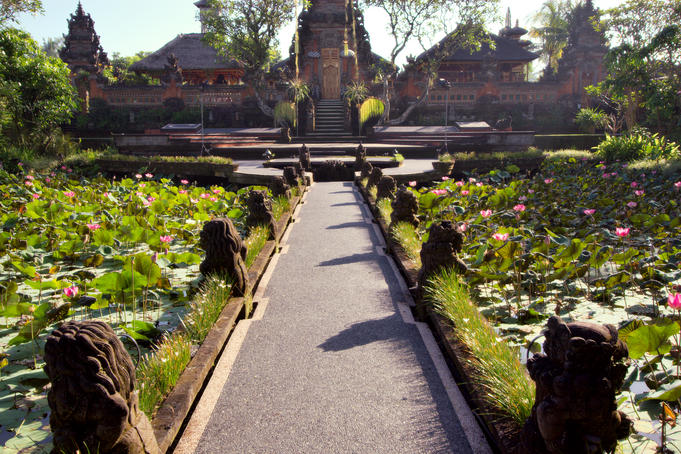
130, 33, 242, 72
419, 33, 538, 64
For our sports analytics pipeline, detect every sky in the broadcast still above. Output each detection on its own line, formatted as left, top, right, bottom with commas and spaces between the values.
15, 0, 621, 66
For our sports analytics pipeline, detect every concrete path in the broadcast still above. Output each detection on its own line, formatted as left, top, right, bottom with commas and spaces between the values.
175, 182, 490, 454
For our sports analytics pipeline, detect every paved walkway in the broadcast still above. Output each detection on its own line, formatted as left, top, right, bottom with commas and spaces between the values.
175, 182, 489, 454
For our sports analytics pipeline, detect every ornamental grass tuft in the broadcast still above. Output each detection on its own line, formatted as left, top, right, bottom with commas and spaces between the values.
390, 221, 421, 267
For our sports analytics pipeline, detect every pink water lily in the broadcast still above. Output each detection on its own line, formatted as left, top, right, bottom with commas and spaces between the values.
634, 190, 645, 196
675, 181, 681, 189
583, 209, 596, 216
136, 191, 144, 197
181, 179, 189, 185
160, 235, 173, 244
461, 190, 469, 196
135, 174, 142, 179
459, 223, 468, 232
139, 183, 146, 188
630, 182, 638, 188
442, 176, 449, 181
544, 178, 554, 184
210, 197, 218, 202
179, 189, 188, 194
408, 181, 417, 187
626, 201, 637, 208
200, 193, 210, 199
518, 196, 527, 202
25, 175, 34, 180
455, 181, 464, 187
147, 196, 156, 202
45, 177, 51, 183
615, 227, 630, 238
63, 285, 79, 298
87, 223, 101, 231
469, 178, 477, 183
431, 189, 447, 196
513, 204, 526, 212
669, 293, 681, 310
212, 189, 221, 194
24, 180, 33, 186
476, 182, 484, 187
492, 232, 509, 241
63, 191, 75, 197
191, 198, 199, 203
480, 209, 493, 218
145, 173, 153, 178
32, 193, 40, 199
528, 189, 535, 194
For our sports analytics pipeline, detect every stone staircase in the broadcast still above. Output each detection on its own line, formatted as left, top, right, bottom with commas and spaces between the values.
310, 99, 346, 137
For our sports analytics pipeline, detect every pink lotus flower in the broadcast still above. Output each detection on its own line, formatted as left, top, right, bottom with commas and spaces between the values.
513, 204, 526, 212
179, 189, 188, 194
25, 175, 34, 180
87, 223, 101, 231
212, 189, 221, 194
469, 178, 477, 183
143, 200, 152, 207
602, 173, 610, 179
139, 183, 146, 188
136, 191, 144, 197
191, 198, 199, 204
528, 189, 535, 194
476, 182, 483, 187
200, 193, 210, 199
480, 209, 492, 218
67, 168, 72, 173
135, 174, 142, 179
442, 176, 449, 181
63, 285, 78, 298
45, 177, 51, 183
630, 182, 638, 188
455, 181, 464, 187
674, 181, 681, 189
518, 196, 528, 202
431, 189, 447, 196
634, 190, 645, 196
60, 165, 66, 170
32, 193, 40, 199
181, 179, 189, 185
210, 197, 218, 202
627, 201, 637, 208
459, 223, 468, 232
147, 197, 155, 203
145, 173, 153, 178
615, 227, 630, 238
544, 178, 554, 184
17, 162, 23, 167
24, 180, 33, 186
492, 232, 509, 241
583, 209, 596, 216
408, 181, 417, 187
103, 192, 110, 197
461, 190, 469, 196
669, 293, 681, 310
160, 235, 173, 244
63, 191, 75, 197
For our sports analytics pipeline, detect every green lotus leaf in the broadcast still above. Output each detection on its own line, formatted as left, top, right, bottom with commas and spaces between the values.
626, 320, 680, 359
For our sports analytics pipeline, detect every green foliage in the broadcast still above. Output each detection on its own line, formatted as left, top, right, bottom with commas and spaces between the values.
359, 97, 384, 132
594, 133, 680, 162
103, 51, 155, 86
0, 0, 43, 25
575, 108, 608, 133
390, 221, 421, 267
0, 28, 78, 149
376, 197, 392, 223
274, 101, 296, 128
182, 275, 234, 344
529, 0, 573, 72
244, 225, 269, 267
343, 81, 368, 107
426, 269, 535, 425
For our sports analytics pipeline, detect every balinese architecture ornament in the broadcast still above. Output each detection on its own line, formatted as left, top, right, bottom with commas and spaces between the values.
199, 218, 249, 295
418, 221, 467, 291
520, 316, 632, 454
294, 162, 306, 183
299, 144, 311, 171
283, 166, 299, 187
313, 160, 354, 182
271, 176, 291, 199
44, 320, 161, 454
367, 167, 383, 189
376, 175, 396, 200
390, 186, 419, 229
245, 190, 277, 240
354, 144, 366, 170
360, 161, 373, 180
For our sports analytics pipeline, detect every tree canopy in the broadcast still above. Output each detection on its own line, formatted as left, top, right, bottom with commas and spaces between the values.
530, 0, 573, 73
0, 0, 42, 25
0, 28, 77, 148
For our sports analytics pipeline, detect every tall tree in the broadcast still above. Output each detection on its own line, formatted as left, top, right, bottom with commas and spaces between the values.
41, 36, 63, 58
0, 0, 42, 25
529, 0, 573, 73
0, 28, 77, 149
202, 0, 297, 116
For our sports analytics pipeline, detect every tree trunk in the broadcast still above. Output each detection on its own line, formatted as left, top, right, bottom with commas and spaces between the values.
386, 76, 432, 126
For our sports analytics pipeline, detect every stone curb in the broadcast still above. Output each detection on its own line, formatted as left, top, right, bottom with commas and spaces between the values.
151, 191, 306, 453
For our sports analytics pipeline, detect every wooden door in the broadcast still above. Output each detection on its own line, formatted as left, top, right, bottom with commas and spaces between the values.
321, 48, 340, 99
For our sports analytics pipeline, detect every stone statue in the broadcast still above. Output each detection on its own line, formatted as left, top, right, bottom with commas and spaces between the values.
520, 316, 632, 454
299, 144, 311, 171
44, 320, 161, 454
360, 161, 373, 180
199, 218, 249, 296
418, 221, 467, 292
390, 186, 419, 229
367, 167, 383, 189
283, 166, 299, 188
376, 175, 397, 200
294, 162, 306, 182
245, 190, 277, 240
354, 144, 366, 171
271, 176, 291, 199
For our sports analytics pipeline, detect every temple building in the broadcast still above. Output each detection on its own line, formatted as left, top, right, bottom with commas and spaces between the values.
60, 0, 609, 132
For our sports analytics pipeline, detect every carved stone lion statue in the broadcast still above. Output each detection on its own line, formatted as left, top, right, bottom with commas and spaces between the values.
376, 175, 397, 200
270, 176, 291, 199
299, 144, 311, 171
360, 161, 373, 181
520, 316, 632, 454
294, 162, 306, 182
245, 190, 277, 240
390, 186, 419, 229
283, 166, 299, 188
367, 167, 383, 190
354, 144, 366, 171
44, 320, 161, 454
417, 221, 467, 293
199, 218, 249, 296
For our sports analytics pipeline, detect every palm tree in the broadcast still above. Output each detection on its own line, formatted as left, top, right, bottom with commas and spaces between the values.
530, 0, 573, 72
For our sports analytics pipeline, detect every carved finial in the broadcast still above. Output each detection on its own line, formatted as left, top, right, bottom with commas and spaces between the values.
506, 7, 511, 28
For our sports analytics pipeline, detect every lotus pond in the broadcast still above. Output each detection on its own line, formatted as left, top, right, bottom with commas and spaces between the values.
0, 168, 277, 453
389, 156, 681, 452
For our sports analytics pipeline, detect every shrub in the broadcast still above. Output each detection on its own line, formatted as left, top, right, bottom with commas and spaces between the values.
594, 133, 680, 162
359, 97, 385, 133
575, 108, 607, 133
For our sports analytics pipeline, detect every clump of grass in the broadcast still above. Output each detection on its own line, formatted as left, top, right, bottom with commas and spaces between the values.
438, 152, 454, 162
272, 195, 290, 221
376, 197, 393, 223
360, 177, 368, 187
137, 332, 192, 416
627, 158, 681, 177
183, 275, 234, 343
368, 185, 377, 200
245, 225, 269, 267
452, 149, 545, 162
425, 269, 534, 425
543, 149, 593, 161
392, 153, 405, 163
103, 153, 233, 164
390, 221, 422, 267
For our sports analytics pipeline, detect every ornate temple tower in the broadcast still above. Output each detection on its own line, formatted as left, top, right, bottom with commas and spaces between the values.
59, 2, 108, 75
